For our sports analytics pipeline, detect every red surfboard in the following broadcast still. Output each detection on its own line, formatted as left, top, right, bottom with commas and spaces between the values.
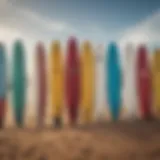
36, 42, 47, 127
66, 37, 80, 125
0, 43, 6, 128
137, 45, 152, 120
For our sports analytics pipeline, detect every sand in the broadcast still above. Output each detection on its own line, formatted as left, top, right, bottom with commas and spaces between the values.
0, 121, 160, 160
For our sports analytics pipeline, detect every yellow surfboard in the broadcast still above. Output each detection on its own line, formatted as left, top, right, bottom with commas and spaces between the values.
80, 41, 95, 123
152, 49, 160, 116
49, 41, 64, 127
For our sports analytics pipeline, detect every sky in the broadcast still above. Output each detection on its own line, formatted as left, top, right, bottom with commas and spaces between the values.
0, 0, 160, 121
0, 0, 160, 45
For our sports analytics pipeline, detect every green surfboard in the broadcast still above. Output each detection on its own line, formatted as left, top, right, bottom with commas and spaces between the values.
12, 40, 26, 127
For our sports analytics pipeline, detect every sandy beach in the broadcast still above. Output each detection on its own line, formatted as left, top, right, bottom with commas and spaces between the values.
0, 121, 160, 160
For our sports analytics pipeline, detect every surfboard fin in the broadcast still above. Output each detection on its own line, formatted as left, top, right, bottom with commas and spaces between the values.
15, 114, 23, 128
0, 118, 3, 129
69, 106, 78, 126
17, 121, 23, 128
54, 117, 62, 128
83, 107, 92, 124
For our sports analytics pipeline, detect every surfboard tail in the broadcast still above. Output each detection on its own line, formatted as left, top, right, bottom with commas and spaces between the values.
0, 118, 3, 129
82, 106, 93, 123
68, 105, 78, 125
110, 103, 121, 121
51, 105, 63, 128
37, 103, 46, 128
15, 115, 23, 128
0, 99, 5, 128
141, 105, 152, 120
37, 115, 45, 128
14, 106, 24, 128
139, 91, 152, 120
53, 116, 62, 128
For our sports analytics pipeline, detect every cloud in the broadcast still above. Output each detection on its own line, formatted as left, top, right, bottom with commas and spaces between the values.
0, 0, 78, 43
0, 27, 22, 44
0, 0, 110, 46
19, 8, 77, 34
119, 10, 160, 49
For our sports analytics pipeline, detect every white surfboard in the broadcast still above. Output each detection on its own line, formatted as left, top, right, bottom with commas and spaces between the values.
123, 43, 137, 119
94, 44, 106, 121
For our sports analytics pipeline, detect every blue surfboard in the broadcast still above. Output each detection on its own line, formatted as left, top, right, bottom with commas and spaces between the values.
12, 40, 26, 127
106, 42, 122, 121
0, 43, 6, 128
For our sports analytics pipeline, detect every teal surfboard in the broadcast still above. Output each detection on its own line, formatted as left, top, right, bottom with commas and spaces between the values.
106, 42, 122, 121
0, 43, 6, 128
12, 41, 26, 127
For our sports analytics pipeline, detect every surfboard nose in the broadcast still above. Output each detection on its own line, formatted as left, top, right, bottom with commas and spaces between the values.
125, 43, 134, 61
154, 49, 160, 69
138, 45, 147, 55
138, 45, 148, 65
108, 42, 117, 50
14, 40, 25, 57
108, 42, 119, 59
14, 40, 24, 48
67, 36, 78, 54
51, 40, 61, 53
36, 42, 45, 53
0, 43, 5, 59
68, 36, 77, 43
155, 49, 160, 59
0, 43, 4, 50
83, 41, 91, 51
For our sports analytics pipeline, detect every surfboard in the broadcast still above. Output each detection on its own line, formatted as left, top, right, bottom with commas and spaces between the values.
36, 42, 46, 127
50, 41, 63, 127
0, 43, 6, 128
152, 49, 160, 116
95, 45, 105, 121
137, 45, 152, 120
106, 42, 122, 121
80, 41, 95, 123
12, 40, 26, 127
66, 37, 80, 125
123, 44, 137, 119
